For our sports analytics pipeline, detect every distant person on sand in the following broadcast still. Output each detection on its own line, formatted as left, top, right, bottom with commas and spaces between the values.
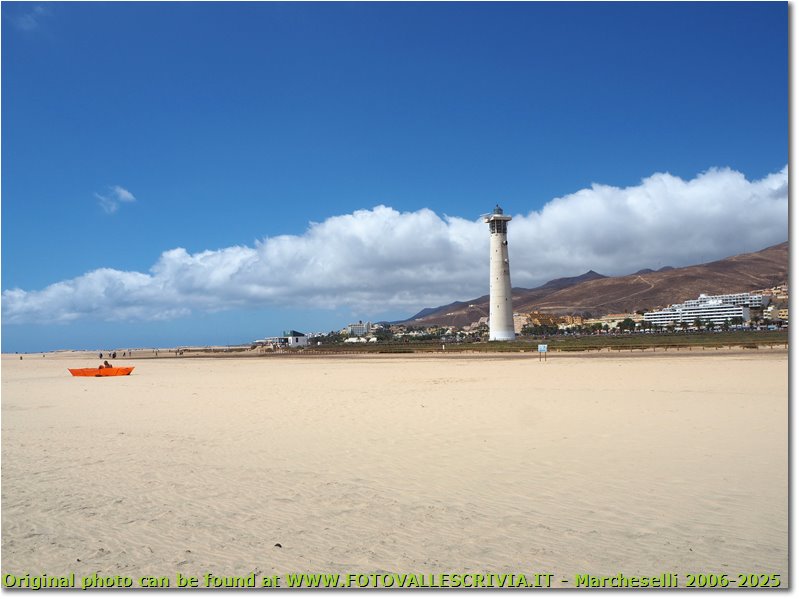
99, 353, 103, 359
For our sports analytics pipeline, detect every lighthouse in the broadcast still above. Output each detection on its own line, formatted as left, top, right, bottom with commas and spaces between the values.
483, 205, 515, 341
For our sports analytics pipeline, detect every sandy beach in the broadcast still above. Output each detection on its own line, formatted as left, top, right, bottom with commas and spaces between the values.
1, 350, 787, 588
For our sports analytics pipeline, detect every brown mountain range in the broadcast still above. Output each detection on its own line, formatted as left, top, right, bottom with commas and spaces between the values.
402, 241, 788, 328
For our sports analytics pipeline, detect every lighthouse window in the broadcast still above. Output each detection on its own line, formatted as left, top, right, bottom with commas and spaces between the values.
489, 220, 507, 234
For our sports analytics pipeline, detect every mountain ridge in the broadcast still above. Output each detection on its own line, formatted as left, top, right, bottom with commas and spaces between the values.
401, 241, 788, 328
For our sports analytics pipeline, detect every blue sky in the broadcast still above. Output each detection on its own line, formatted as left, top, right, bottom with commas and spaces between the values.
2, 2, 788, 352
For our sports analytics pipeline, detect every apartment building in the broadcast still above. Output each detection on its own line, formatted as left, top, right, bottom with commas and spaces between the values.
644, 294, 751, 327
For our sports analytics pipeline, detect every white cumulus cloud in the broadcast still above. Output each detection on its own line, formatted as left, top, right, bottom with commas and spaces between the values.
3, 166, 787, 325
12, 5, 51, 31
96, 185, 136, 214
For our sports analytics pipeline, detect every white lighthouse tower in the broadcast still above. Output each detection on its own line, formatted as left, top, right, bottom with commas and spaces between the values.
483, 204, 515, 341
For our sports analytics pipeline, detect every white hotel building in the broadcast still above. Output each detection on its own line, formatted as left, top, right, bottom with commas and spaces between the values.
644, 293, 762, 327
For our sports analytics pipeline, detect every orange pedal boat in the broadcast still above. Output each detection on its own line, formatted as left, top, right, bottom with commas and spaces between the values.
69, 367, 134, 377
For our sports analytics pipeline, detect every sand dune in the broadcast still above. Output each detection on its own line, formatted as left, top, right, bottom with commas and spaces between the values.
2, 350, 787, 587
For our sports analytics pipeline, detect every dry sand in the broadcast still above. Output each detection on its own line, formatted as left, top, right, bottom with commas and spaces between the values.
1, 350, 788, 588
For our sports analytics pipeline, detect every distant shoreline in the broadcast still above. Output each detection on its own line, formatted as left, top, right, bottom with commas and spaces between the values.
5, 345, 788, 361
7, 329, 787, 358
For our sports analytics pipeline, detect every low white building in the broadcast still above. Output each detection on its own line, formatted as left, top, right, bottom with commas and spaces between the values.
284, 330, 308, 347
257, 330, 308, 348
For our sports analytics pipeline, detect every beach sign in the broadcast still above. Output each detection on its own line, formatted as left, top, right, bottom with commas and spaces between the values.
538, 344, 548, 361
